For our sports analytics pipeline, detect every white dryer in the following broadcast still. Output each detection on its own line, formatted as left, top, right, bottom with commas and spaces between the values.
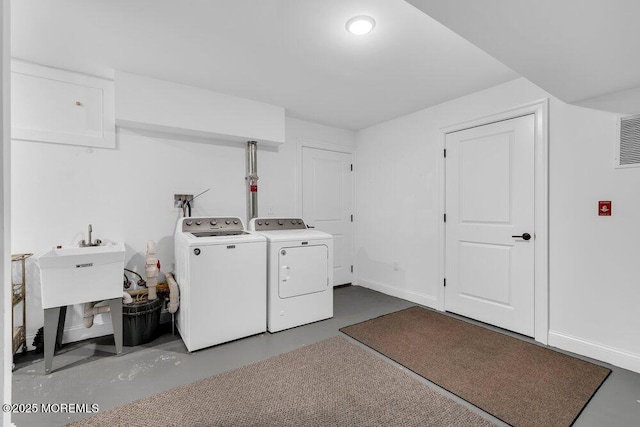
174, 216, 266, 352
248, 217, 333, 332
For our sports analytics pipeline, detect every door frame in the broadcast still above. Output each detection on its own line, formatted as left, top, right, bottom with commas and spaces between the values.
296, 138, 356, 283
438, 99, 549, 344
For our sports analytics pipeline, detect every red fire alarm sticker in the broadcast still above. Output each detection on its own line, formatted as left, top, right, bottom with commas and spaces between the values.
598, 201, 611, 216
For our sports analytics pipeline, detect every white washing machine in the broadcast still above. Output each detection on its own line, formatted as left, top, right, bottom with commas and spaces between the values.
248, 217, 333, 332
174, 216, 266, 352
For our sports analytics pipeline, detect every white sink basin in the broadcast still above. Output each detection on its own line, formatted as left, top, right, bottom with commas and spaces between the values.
38, 241, 125, 309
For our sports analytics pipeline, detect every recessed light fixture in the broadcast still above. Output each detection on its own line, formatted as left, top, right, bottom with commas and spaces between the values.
346, 15, 376, 35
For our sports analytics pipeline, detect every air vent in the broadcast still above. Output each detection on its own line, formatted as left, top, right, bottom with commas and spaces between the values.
617, 114, 640, 168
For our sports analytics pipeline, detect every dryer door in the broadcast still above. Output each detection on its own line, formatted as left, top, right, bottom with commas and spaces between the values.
278, 245, 328, 298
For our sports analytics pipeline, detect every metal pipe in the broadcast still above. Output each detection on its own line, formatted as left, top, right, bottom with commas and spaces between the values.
246, 141, 259, 222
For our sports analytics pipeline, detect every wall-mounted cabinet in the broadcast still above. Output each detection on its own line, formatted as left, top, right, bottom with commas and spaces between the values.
11, 60, 115, 149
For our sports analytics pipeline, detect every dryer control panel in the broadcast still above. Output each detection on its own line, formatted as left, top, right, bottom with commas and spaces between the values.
251, 218, 307, 231
181, 217, 246, 235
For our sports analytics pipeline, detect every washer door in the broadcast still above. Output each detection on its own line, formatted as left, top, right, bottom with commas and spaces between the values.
278, 245, 328, 298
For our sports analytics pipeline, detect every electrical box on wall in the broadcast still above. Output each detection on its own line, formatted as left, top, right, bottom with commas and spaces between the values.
615, 114, 640, 169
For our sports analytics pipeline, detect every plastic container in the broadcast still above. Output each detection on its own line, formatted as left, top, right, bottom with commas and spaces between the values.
122, 297, 163, 346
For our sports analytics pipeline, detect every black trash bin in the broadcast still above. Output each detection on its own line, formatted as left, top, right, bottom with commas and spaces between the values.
122, 297, 163, 346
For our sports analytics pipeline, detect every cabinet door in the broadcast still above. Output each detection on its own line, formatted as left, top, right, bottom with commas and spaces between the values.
11, 60, 115, 148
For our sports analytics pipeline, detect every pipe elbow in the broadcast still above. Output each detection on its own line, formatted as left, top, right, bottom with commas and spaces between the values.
83, 302, 97, 328
166, 272, 180, 314
83, 302, 111, 328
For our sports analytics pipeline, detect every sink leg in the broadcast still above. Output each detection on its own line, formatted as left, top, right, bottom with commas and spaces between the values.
43, 307, 61, 374
107, 298, 123, 355
56, 306, 67, 349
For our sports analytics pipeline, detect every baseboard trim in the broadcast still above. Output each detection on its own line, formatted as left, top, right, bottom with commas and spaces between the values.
356, 278, 438, 309
548, 330, 640, 374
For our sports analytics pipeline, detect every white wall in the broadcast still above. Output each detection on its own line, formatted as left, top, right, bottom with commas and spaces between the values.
10, 115, 354, 348
355, 77, 640, 373
546, 101, 640, 368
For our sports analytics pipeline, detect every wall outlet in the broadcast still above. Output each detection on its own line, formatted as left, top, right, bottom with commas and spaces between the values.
174, 194, 194, 208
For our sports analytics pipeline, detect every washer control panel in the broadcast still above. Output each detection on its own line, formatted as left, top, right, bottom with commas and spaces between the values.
252, 218, 307, 231
181, 217, 244, 233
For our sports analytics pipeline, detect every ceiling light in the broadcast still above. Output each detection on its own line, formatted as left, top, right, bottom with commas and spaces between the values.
346, 15, 376, 35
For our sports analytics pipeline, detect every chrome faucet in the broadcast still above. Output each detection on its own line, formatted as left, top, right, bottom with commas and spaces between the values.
79, 224, 101, 247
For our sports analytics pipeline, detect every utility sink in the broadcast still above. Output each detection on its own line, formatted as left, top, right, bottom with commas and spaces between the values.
38, 241, 125, 309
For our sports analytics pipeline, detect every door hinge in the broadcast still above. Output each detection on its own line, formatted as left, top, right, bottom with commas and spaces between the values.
443, 278, 446, 287
443, 213, 446, 222
443, 149, 446, 158
350, 265, 353, 273
351, 214, 354, 222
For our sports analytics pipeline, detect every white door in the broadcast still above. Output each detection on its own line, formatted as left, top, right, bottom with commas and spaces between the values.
302, 146, 353, 286
445, 114, 535, 336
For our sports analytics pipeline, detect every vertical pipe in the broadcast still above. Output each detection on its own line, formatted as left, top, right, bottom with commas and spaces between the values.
246, 141, 259, 223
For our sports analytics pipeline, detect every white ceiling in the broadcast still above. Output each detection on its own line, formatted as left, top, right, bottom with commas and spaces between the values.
10, 0, 518, 131
407, 0, 640, 115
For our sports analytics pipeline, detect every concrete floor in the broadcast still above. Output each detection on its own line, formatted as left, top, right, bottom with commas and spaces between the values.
11, 286, 640, 426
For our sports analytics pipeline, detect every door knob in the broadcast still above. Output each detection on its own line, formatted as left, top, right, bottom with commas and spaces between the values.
512, 233, 532, 241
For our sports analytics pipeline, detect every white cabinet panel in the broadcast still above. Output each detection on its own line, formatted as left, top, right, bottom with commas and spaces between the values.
11, 61, 115, 148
